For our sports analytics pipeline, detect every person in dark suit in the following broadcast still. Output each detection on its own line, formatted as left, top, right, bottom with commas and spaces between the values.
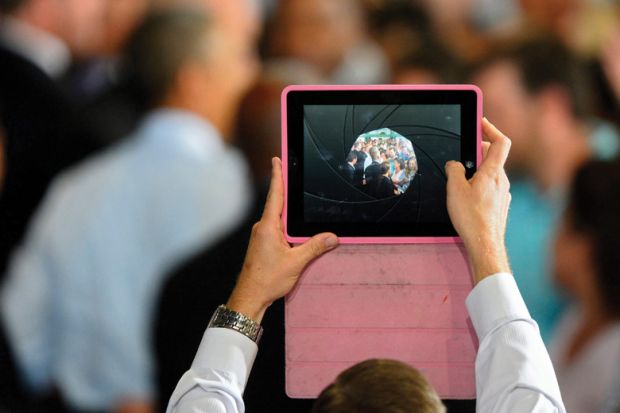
0, 0, 103, 277
364, 146, 382, 185
352, 141, 367, 185
343, 151, 357, 182
374, 162, 398, 199
0, 0, 103, 409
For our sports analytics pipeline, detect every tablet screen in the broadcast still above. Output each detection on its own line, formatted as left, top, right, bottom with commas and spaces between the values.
304, 104, 460, 224
285, 87, 479, 239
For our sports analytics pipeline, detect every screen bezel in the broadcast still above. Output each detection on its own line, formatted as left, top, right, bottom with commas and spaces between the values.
283, 85, 481, 243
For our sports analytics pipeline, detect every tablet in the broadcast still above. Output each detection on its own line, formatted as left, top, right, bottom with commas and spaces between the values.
282, 85, 482, 244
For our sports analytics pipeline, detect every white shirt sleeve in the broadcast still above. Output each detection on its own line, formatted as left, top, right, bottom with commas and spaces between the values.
167, 273, 566, 413
467, 273, 566, 413
166, 328, 258, 413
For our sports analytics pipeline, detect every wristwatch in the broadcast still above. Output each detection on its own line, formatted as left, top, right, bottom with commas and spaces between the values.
208, 305, 264, 343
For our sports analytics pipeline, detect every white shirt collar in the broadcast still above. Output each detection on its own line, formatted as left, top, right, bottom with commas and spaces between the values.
0, 16, 71, 78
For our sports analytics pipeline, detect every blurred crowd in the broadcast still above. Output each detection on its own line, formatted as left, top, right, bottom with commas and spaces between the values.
0, 0, 620, 412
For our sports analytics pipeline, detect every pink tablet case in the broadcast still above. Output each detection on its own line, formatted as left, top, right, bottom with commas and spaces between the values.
283, 85, 481, 399
285, 244, 477, 399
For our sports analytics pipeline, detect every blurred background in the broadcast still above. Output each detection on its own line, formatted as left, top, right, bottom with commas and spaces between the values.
0, 0, 620, 412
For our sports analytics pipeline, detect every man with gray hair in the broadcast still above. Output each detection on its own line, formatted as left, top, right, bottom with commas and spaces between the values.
1, 2, 260, 412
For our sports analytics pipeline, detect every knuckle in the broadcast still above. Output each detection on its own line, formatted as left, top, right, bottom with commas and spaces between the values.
503, 174, 511, 190
502, 135, 512, 148
251, 222, 263, 235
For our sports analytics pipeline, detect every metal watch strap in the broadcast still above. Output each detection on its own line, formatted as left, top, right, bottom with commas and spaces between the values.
208, 305, 264, 343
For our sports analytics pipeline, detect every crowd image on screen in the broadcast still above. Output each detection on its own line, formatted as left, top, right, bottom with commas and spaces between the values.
342, 130, 418, 199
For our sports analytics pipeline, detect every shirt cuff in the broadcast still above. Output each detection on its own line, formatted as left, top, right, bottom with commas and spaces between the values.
191, 327, 258, 394
466, 273, 533, 340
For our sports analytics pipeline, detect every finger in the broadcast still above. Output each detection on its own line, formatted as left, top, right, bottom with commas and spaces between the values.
480, 118, 511, 171
262, 157, 284, 223
482, 141, 490, 160
445, 161, 468, 193
292, 232, 338, 266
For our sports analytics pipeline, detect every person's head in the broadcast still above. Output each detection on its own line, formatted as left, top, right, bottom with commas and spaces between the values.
472, 36, 592, 187
407, 157, 418, 172
395, 159, 404, 172
312, 359, 445, 413
98, 0, 151, 56
553, 158, 620, 320
387, 147, 396, 159
380, 162, 390, 176
123, 1, 260, 138
236, 59, 323, 182
1, 0, 107, 57
346, 152, 358, 165
393, 45, 463, 85
268, 0, 365, 76
369, 146, 380, 161
368, 0, 432, 71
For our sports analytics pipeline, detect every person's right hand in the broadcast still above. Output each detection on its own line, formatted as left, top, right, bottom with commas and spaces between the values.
445, 118, 512, 284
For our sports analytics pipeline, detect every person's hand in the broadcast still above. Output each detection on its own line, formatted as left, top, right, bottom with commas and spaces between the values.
227, 158, 339, 323
445, 118, 512, 284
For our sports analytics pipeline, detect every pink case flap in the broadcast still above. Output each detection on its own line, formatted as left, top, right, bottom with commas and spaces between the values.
285, 243, 477, 399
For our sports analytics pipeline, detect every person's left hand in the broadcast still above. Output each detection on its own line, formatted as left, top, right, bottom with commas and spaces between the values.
227, 157, 339, 323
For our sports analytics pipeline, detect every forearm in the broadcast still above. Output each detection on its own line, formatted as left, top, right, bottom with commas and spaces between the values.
464, 237, 511, 284
467, 274, 565, 413
166, 325, 258, 413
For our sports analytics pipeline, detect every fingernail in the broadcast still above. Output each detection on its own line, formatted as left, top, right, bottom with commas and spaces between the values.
324, 236, 338, 249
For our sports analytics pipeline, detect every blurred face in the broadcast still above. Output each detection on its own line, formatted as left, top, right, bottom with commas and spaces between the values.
394, 67, 442, 85
419, 0, 474, 26
473, 60, 537, 174
552, 211, 596, 301
187, 0, 260, 136
59, 0, 108, 57
100, 0, 150, 56
272, 0, 361, 75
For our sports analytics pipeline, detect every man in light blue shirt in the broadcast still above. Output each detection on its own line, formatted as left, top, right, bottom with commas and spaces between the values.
1, 2, 261, 411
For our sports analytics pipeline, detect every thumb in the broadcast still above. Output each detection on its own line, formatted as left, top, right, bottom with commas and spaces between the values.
292, 232, 339, 268
445, 161, 468, 193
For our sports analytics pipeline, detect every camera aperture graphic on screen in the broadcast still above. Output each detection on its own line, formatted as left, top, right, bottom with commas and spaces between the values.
303, 104, 460, 224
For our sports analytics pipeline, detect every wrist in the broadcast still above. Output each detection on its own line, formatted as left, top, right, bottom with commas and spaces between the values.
465, 237, 511, 284
227, 283, 270, 324
208, 305, 264, 343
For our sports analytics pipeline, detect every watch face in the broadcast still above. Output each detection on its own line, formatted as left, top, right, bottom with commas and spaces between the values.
284, 86, 480, 240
